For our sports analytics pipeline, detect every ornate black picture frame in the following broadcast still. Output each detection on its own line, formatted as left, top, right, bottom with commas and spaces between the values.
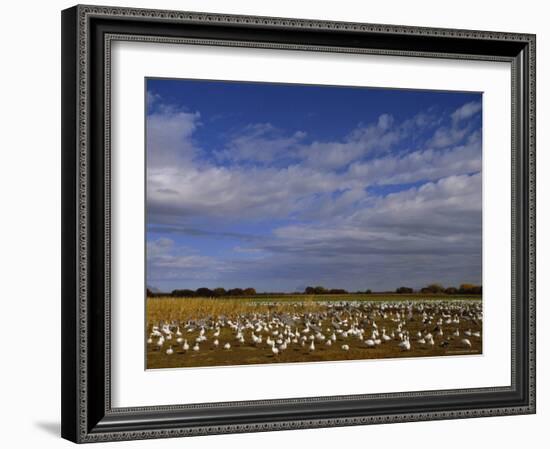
61, 4, 536, 443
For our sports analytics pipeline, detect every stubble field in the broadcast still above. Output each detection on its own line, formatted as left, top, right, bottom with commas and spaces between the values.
146, 294, 482, 369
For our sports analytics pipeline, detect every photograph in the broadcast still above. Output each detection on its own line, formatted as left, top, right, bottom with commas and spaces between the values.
145, 79, 484, 369
55, 2, 537, 444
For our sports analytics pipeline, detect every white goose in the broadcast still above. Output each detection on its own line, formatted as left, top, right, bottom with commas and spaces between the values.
365, 339, 375, 348
182, 339, 190, 351
398, 336, 411, 351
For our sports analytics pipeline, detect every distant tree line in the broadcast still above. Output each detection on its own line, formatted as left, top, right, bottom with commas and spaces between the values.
396, 283, 482, 295
146, 283, 481, 298
304, 286, 375, 295
166, 287, 258, 298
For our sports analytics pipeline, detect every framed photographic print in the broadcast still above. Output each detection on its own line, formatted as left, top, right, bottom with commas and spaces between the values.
61, 4, 536, 443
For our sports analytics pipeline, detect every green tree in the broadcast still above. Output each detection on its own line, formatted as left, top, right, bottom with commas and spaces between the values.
171, 289, 195, 297
228, 288, 244, 296
459, 284, 482, 294
196, 287, 214, 297
328, 289, 348, 294
424, 283, 444, 293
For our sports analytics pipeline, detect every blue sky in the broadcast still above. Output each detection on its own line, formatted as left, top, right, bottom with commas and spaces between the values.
146, 78, 482, 292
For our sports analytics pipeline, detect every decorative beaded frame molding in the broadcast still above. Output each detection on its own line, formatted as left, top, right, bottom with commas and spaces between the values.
61, 4, 536, 443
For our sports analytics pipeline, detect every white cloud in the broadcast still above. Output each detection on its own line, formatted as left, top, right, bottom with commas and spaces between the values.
250, 172, 482, 289
299, 113, 403, 169
147, 237, 232, 283
451, 100, 482, 123
215, 123, 306, 164
348, 136, 481, 187
145, 97, 482, 290
146, 90, 161, 107
146, 103, 481, 224
146, 106, 201, 169
429, 101, 481, 148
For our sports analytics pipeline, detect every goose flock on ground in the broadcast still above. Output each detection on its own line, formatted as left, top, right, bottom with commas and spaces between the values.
147, 300, 482, 364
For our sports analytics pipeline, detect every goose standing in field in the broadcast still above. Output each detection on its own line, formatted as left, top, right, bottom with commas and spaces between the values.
156, 336, 165, 350
426, 334, 435, 347
147, 337, 153, 345
213, 339, 219, 348
224, 342, 231, 350
398, 335, 411, 351
271, 346, 279, 356
325, 339, 332, 347
193, 342, 200, 352
252, 333, 262, 346
309, 340, 315, 352
166, 345, 174, 355
365, 338, 375, 348
182, 339, 190, 352
341, 344, 349, 351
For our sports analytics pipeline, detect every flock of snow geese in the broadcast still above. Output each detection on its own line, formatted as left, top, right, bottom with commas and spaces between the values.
147, 300, 482, 365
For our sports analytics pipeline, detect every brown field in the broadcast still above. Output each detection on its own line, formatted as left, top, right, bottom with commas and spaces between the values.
146, 295, 482, 369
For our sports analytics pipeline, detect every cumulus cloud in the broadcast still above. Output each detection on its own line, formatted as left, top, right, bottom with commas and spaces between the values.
146, 94, 482, 290
451, 100, 482, 123
429, 101, 482, 148
147, 237, 232, 283
242, 173, 482, 290
146, 105, 201, 169
215, 123, 306, 164
146, 90, 161, 108
348, 137, 481, 186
